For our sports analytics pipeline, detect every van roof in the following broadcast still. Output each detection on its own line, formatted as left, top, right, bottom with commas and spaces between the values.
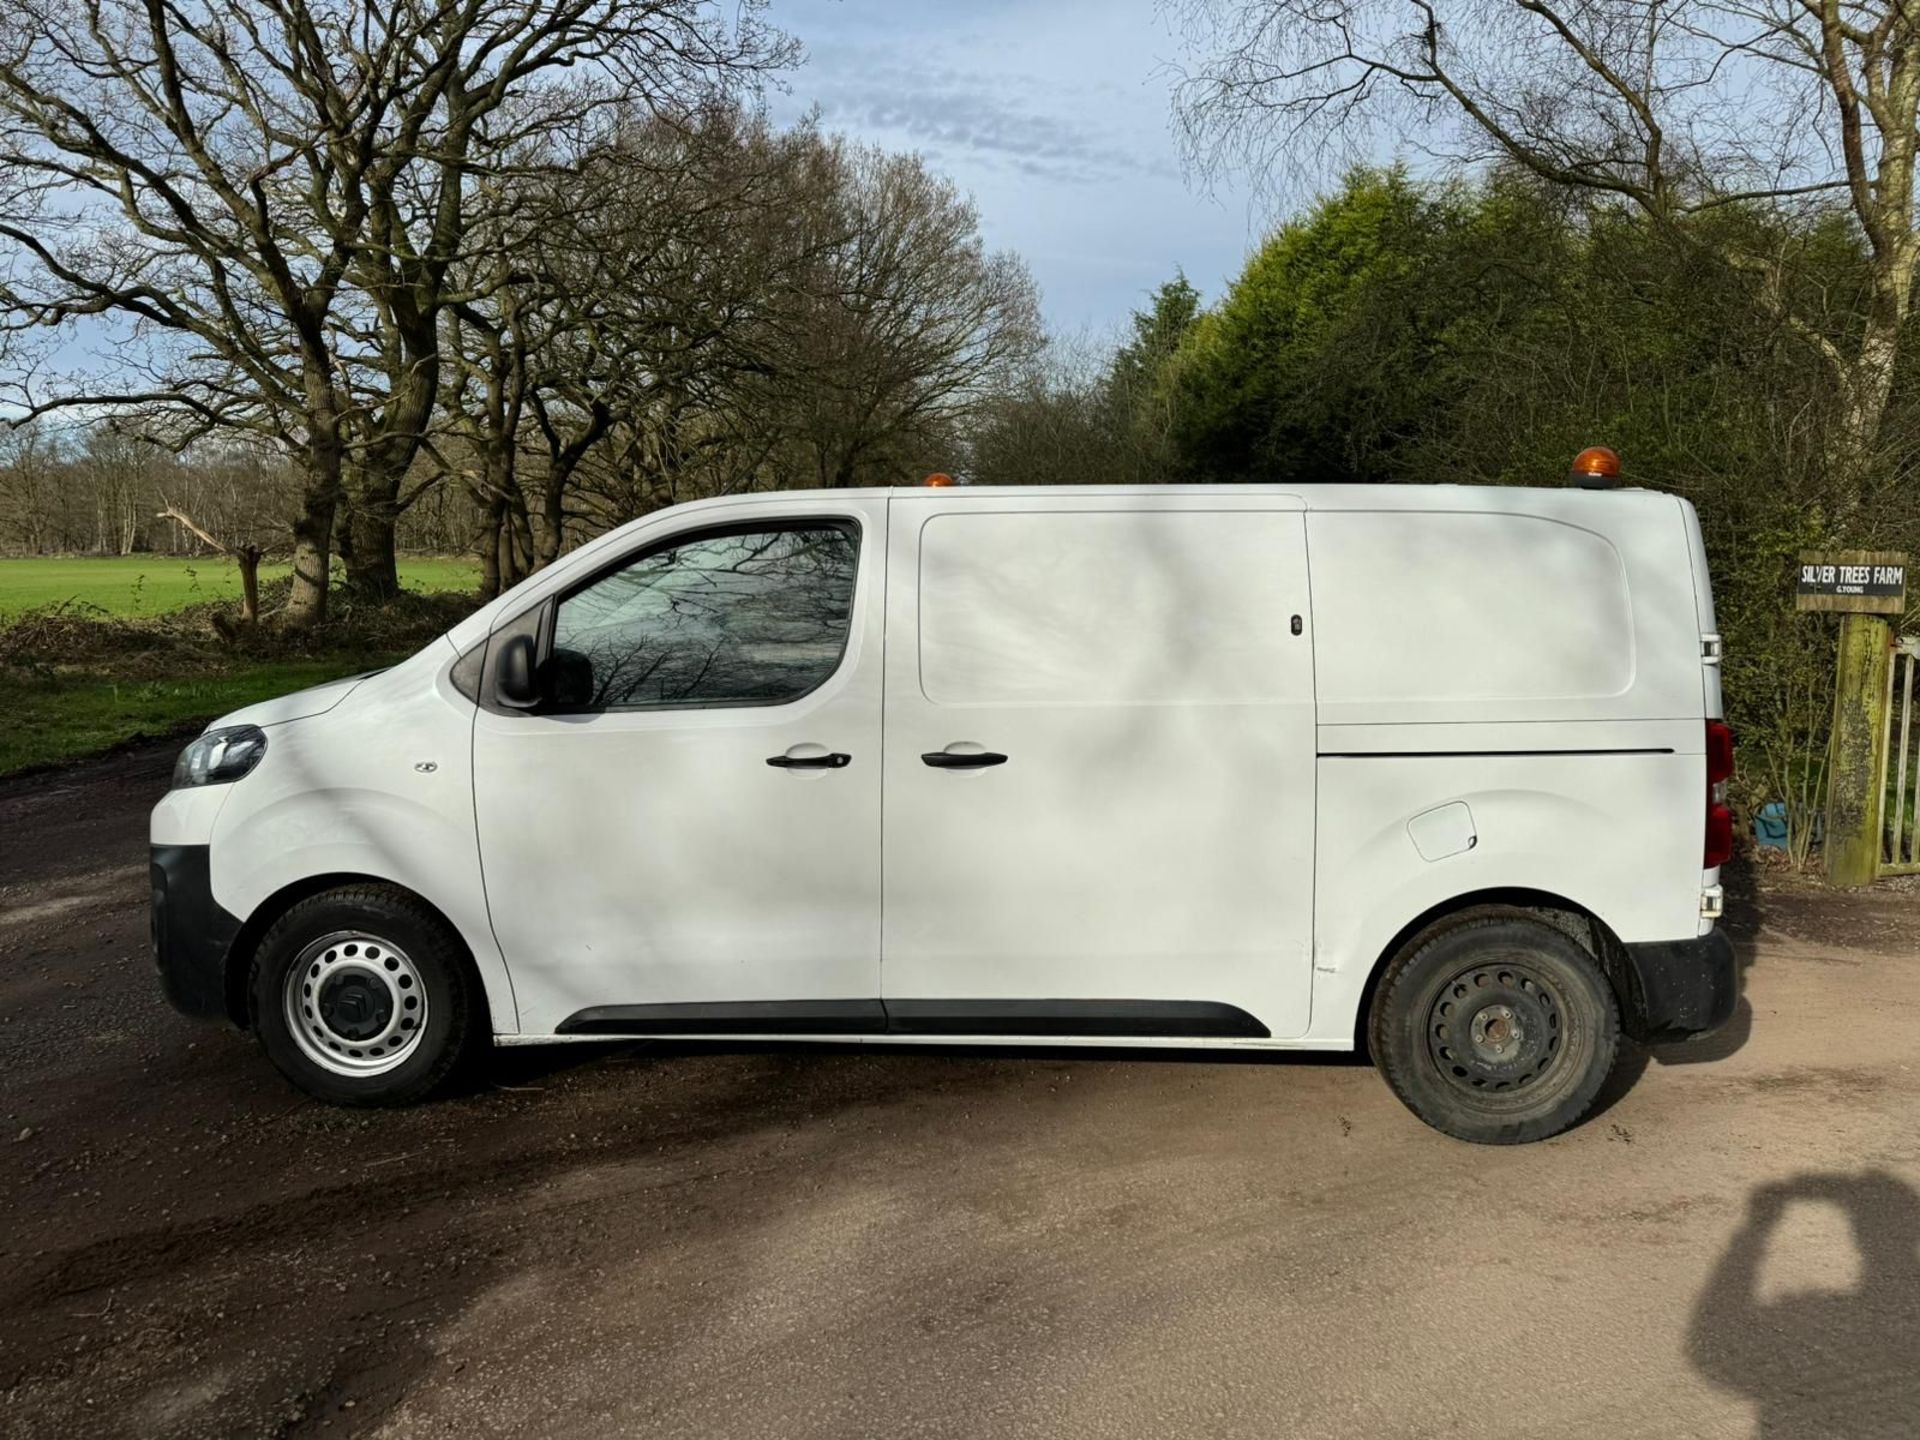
725, 482, 1672, 512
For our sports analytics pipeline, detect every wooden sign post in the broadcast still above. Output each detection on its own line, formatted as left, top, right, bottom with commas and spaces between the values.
1797, 551, 1909, 886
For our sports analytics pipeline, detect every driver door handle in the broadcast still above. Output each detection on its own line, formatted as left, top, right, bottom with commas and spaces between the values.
921, 751, 1008, 769
766, 752, 851, 769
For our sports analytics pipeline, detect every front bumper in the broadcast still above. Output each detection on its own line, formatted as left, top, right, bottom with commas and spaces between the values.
1619, 928, 1738, 1042
151, 844, 243, 1021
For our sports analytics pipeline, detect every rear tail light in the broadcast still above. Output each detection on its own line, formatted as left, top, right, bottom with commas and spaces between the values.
1704, 720, 1735, 868
1705, 803, 1734, 869
1706, 720, 1735, 787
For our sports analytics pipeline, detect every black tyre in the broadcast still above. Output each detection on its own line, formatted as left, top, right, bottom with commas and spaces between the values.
1369, 913, 1620, 1145
248, 884, 485, 1106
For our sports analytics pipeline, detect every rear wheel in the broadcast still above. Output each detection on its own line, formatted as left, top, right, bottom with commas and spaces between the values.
249, 885, 484, 1106
1369, 914, 1619, 1144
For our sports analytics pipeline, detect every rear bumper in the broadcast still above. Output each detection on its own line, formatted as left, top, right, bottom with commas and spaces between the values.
151, 844, 242, 1022
1620, 928, 1738, 1042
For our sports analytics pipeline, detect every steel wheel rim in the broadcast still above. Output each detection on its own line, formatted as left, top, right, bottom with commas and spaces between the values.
1426, 960, 1567, 1099
283, 930, 428, 1078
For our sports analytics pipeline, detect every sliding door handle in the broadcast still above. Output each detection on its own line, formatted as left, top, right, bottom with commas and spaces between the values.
767, 752, 851, 769
921, 751, 1008, 769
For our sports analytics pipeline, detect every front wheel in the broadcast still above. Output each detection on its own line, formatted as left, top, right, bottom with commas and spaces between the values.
1369, 914, 1620, 1145
249, 884, 485, 1106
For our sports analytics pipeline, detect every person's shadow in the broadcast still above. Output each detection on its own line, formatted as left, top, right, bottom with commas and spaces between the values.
1689, 1171, 1920, 1437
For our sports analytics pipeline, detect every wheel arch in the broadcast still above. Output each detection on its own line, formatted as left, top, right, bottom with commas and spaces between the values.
1353, 887, 1637, 1060
224, 874, 490, 1032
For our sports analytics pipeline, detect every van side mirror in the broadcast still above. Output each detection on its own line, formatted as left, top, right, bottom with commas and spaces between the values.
495, 633, 541, 709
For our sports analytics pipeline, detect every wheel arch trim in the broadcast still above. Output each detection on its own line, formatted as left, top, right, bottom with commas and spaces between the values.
1349, 887, 1636, 1058
225, 873, 504, 1035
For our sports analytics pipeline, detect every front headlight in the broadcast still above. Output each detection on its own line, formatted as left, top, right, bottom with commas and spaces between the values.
172, 725, 268, 789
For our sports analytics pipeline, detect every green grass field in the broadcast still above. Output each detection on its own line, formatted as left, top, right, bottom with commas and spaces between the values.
0, 554, 477, 617
0, 553, 478, 775
0, 661, 384, 776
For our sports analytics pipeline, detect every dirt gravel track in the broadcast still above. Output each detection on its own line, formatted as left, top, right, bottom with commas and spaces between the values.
2, 742, 1918, 1439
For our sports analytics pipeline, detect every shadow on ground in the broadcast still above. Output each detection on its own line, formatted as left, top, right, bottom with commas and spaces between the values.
478, 1034, 1373, 1097
1690, 1170, 1920, 1438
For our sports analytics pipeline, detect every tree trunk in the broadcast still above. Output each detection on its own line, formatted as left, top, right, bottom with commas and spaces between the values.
345, 495, 402, 602
1822, 227, 1919, 512
530, 471, 566, 570
238, 546, 261, 625
344, 308, 440, 602
1825, 612, 1894, 886
1828, 295, 1905, 516
476, 493, 505, 603
496, 520, 515, 592
472, 436, 521, 602
286, 362, 345, 630
495, 508, 532, 593
285, 478, 337, 629
504, 495, 534, 587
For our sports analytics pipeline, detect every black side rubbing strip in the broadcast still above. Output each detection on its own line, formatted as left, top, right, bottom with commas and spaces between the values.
553, 998, 1271, 1040
557, 1000, 887, 1035
883, 999, 1270, 1039
1319, 747, 1676, 760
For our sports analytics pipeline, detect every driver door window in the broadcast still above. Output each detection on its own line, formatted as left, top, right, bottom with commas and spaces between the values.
551, 524, 859, 710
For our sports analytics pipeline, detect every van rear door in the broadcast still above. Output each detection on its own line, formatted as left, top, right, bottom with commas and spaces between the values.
879, 492, 1316, 1040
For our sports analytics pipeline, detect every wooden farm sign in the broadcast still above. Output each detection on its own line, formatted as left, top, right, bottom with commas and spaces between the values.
1795, 550, 1908, 615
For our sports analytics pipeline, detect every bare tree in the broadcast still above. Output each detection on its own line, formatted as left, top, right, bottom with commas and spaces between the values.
434, 111, 1041, 594
327, 8, 792, 602
78, 429, 151, 556
0, 416, 312, 564
567, 115, 859, 516
768, 138, 1044, 488
0, 422, 59, 554
153, 496, 277, 625
1174, 1, 1920, 500
0, 0, 791, 624
435, 110, 776, 596
0, 0, 380, 624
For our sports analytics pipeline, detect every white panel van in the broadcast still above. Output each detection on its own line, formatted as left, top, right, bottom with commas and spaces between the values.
151, 483, 1737, 1143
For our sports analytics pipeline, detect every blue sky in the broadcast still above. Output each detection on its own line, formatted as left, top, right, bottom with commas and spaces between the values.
765, 0, 1268, 341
